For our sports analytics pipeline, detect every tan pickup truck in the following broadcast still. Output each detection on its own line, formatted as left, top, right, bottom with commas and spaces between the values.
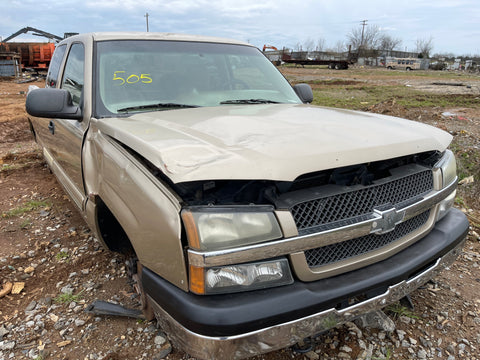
26, 32, 469, 359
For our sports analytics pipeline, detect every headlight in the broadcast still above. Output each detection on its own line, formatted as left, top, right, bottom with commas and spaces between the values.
182, 206, 283, 251
436, 149, 457, 187
190, 258, 293, 294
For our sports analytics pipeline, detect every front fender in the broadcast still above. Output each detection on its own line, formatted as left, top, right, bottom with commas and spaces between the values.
83, 119, 188, 291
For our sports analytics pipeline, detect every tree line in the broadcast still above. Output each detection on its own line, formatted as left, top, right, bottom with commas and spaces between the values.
294, 25, 436, 59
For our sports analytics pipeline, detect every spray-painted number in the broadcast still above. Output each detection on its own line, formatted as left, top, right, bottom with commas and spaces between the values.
113, 71, 152, 85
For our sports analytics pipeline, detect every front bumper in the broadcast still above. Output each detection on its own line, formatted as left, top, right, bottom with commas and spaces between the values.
143, 208, 468, 359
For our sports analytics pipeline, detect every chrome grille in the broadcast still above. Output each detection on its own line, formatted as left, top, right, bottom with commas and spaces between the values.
305, 210, 430, 268
290, 169, 433, 234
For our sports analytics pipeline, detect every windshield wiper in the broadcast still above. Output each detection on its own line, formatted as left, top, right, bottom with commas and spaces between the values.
220, 99, 280, 105
117, 103, 199, 113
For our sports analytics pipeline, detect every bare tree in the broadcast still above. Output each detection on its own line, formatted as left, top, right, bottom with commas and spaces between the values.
316, 38, 326, 52
334, 40, 346, 53
379, 34, 402, 51
303, 38, 315, 52
416, 36, 434, 58
347, 24, 381, 50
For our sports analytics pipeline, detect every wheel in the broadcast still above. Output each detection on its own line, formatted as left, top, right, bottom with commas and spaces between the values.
406, 67, 411, 71
335, 63, 341, 70
387, 66, 393, 70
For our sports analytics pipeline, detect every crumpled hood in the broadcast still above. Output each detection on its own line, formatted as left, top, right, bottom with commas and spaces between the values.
95, 104, 452, 183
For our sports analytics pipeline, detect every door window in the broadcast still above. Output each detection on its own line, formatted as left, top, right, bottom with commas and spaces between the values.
61, 43, 85, 106
46, 44, 67, 88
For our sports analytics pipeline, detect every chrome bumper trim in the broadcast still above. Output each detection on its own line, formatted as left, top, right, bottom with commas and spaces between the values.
188, 179, 457, 268
152, 238, 465, 360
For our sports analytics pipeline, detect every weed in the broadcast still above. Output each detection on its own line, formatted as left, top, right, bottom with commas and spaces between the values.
56, 251, 70, 261
20, 218, 32, 229
372, 346, 394, 359
55, 290, 84, 304
0, 164, 13, 171
455, 196, 467, 208
386, 303, 420, 320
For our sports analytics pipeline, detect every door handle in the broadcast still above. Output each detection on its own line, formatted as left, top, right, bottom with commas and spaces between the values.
48, 120, 55, 135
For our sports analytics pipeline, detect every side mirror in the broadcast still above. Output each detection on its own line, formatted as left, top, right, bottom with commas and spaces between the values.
293, 83, 313, 104
26, 88, 82, 120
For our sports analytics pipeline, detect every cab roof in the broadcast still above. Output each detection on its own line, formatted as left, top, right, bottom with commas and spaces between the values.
60, 32, 254, 47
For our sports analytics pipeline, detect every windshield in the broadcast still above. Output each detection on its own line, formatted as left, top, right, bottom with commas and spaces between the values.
94, 40, 301, 116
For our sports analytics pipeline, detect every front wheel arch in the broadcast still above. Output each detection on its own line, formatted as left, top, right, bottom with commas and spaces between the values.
95, 198, 134, 254
95, 198, 155, 320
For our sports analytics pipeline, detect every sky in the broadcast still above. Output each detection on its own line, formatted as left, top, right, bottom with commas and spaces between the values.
1, 0, 479, 56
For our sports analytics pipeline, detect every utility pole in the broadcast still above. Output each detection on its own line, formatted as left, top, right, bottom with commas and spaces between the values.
145, 12, 149, 32
359, 19, 367, 58
360, 19, 367, 47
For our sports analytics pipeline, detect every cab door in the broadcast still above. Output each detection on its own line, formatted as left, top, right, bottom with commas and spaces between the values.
38, 42, 88, 209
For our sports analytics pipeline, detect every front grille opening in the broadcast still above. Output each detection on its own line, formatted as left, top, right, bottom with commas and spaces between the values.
305, 210, 431, 268
291, 169, 433, 234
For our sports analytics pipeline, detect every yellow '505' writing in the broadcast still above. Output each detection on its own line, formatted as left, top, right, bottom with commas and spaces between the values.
113, 71, 152, 85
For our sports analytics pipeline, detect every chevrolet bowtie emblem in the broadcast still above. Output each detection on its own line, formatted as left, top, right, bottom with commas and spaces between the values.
371, 207, 405, 234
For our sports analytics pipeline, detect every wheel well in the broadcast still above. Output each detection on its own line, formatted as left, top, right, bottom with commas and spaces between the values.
96, 199, 134, 254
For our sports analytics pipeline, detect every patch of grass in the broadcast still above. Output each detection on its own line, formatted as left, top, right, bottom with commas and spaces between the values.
2, 200, 51, 218
54, 290, 83, 304
19, 218, 32, 229
386, 303, 420, 320
450, 140, 480, 183
55, 251, 70, 261
0, 164, 14, 171
310, 84, 480, 110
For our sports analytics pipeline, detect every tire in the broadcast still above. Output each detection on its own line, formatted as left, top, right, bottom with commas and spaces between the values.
406, 67, 411, 71
335, 63, 341, 70
387, 66, 393, 70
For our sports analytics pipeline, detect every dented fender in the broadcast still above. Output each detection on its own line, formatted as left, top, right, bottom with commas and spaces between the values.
83, 119, 188, 291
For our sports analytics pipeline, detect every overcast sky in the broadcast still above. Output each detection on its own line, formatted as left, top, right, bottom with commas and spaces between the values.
1, 0, 479, 56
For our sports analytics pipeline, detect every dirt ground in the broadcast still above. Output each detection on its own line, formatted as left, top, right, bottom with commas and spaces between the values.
0, 69, 479, 360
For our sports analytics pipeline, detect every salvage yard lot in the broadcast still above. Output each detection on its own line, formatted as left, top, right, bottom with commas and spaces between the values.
1, 67, 480, 360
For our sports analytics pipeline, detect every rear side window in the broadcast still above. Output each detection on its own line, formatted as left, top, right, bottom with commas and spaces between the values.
61, 43, 85, 106
46, 44, 67, 88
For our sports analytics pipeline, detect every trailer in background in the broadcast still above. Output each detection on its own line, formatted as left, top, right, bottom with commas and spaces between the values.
263, 48, 357, 69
